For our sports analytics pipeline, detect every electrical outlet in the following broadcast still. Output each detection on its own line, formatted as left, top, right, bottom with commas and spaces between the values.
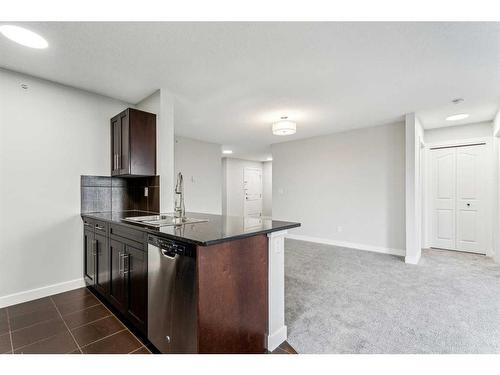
144, 187, 149, 197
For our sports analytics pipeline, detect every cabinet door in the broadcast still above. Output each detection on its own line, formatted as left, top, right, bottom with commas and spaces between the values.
94, 232, 110, 296
109, 238, 127, 312
111, 115, 121, 176
83, 228, 95, 285
118, 110, 130, 175
125, 244, 147, 332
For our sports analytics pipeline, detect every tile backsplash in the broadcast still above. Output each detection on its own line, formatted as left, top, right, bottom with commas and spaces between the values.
81, 175, 160, 213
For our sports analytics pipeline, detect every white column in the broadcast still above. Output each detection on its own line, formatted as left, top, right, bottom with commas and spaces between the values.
267, 230, 287, 351
135, 88, 175, 213
158, 88, 175, 213
494, 110, 500, 262
405, 113, 423, 265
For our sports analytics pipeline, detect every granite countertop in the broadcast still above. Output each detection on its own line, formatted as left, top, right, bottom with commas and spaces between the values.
81, 210, 300, 246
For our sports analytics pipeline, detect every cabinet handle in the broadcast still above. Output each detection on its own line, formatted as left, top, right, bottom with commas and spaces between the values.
123, 254, 130, 275
118, 252, 123, 273
95, 224, 105, 231
117, 154, 121, 170
84, 222, 92, 228
92, 240, 97, 256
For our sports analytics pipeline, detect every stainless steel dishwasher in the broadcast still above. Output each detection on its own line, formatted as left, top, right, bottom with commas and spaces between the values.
147, 235, 197, 353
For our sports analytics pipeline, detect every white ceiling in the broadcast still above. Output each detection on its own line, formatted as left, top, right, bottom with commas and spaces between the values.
1, 22, 500, 160
417, 101, 499, 129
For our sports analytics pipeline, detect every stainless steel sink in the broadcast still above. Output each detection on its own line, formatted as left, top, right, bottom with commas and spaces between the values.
122, 215, 208, 228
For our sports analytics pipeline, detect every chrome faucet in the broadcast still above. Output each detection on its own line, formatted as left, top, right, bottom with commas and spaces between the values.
174, 172, 185, 223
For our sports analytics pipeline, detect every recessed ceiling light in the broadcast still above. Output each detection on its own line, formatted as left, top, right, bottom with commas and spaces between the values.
272, 117, 297, 136
222, 150, 233, 155
0, 25, 48, 49
446, 113, 469, 121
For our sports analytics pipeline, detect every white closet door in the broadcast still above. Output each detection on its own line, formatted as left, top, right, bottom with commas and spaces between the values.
455, 145, 486, 253
430, 148, 457, 250
429, 144, 487, 254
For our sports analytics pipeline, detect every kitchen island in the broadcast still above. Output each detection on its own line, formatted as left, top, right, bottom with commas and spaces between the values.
81, 210, 300, 354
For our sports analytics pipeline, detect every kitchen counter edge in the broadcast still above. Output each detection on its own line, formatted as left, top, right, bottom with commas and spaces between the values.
80, 212, 301, 247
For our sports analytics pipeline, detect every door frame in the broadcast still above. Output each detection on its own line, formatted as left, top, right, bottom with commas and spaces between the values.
423, 137, 494, 256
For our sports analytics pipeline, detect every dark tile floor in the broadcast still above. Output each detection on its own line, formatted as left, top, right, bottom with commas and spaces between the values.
271, 341, 298, 354
0, 287, 296, 354
0, 288, 147, 354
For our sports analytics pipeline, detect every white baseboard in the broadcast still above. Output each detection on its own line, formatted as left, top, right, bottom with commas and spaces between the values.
405, 253, 421, 265
0, 278, 85, 308
267, 325, 287, 352
286, 234, 405, 257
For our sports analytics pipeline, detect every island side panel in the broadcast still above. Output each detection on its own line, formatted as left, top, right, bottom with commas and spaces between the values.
196, 235, 268, 353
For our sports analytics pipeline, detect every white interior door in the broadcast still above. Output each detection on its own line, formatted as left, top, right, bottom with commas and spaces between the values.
243, 167, 263, 217
429, 144, 487, 254
430, 148, 456, 250
455, 145, 486, 252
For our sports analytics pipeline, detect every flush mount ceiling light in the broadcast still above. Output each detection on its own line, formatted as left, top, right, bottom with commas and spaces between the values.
446, 113, 469, 121
0, 25, 48, 49
222, 150, 233, 155
272, 117, 297, 136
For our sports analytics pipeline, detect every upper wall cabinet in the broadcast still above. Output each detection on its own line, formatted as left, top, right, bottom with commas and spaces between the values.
111, 108, 156, 177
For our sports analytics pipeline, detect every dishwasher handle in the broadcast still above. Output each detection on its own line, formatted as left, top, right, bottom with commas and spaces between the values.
161, 249, 177, 259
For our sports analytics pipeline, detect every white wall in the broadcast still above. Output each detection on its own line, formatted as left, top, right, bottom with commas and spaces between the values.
174, 136, 222, 214
135, 89, 175, 212
405, 113, 424, 264
262, 161, 273, 217
222, 158, 266, 217
495, 114, 500, 262
0, 69, 130, 305
425, 121, 493, 144
273, 122, 406, 255
495, 132, 500, 262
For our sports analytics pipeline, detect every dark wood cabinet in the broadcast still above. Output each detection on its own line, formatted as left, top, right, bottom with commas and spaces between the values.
109, 238, 127, 312
88, 221, 148, 334
94, 231, 109, 296
83, 225, 95, 285
84, 220, 109, 294
111, 108, 156, 177
125, 244, 147, 332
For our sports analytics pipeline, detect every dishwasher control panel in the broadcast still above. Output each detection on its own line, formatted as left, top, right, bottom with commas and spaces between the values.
148, 235, 195, 257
